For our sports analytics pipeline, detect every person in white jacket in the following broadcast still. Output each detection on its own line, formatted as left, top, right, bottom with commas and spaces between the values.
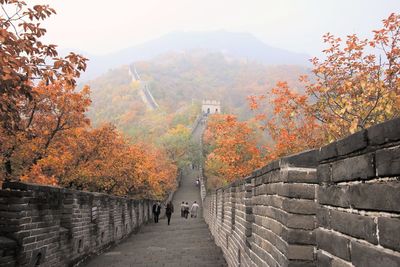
190, 201, 200, 218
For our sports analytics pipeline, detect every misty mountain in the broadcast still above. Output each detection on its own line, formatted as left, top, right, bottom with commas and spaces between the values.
87, 51, 310, 140
79, 31, 310, 80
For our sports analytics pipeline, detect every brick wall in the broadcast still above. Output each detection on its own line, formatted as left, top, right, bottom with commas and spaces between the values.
0, 182, 157, 266
204, 117, 400, 267
204, 150, 318, 266
316, 118, 400, 267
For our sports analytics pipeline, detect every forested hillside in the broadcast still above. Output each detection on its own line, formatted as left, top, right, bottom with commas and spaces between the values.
87, 51, 309, 139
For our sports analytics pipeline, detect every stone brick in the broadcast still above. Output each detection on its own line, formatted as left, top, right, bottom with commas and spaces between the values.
316, 229, 350, 261
351, 241, 400, 267
349, 182, 400, 212
288, 261, 316, 267
286, 214, 315, 230
376, 146, 400, 177
336, 130, 367, 156
317, 186, 350, 208
330, 210, 377, 244
260, 159, 280, 174
281, 149, 318, 168
316, 207, 331, 229
282, 199, 317, 215
286, 229, 315, 245
331, 153, 375, 182
317, 163, 331, 183
331, 258, 352, 267
367, 117, 400, 145
317, 250, 332, 266
263, 170, 282, 183
284, 169, 318, 184
279, 184, 316, 200
378, 217, 400, 252
318, 142, 337, 162
287, 245, 314, 260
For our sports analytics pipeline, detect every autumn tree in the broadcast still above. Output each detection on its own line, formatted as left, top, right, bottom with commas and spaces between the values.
0, 0, 88, 183
21, 124, 177, 199
0, 0, 177, 199
203, 114, 264, 188
0, 0, 87, 132
303, 14, 400, 139
250, 13, 400, 160
249, 82, 323, 161
0, 81, 91, 182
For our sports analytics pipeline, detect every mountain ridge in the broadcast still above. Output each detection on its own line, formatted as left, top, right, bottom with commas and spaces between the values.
73, 31, 310, 80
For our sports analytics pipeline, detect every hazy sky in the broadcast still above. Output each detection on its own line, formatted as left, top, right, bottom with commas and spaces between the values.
38, 0, 400, 56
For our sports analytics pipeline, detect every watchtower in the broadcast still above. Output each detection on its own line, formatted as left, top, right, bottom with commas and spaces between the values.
202, 100, 221, 115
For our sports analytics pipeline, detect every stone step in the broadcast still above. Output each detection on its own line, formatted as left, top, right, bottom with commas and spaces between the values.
84, 163, 227, 266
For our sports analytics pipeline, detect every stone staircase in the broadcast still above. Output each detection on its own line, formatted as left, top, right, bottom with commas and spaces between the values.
84, 168, 226, 267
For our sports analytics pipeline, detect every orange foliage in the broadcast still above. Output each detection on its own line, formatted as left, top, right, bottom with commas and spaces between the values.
204, 114, 264, 188
249, 82, 323, 161
22, 125, 177, 198
0, 0, 87, 133
1, 81, 91, 181
250, 13, 400, 160
0, 0, 178, 198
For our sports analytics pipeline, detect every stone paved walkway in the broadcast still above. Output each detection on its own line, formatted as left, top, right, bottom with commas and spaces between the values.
85, 119, 226, 267
84, 169, 226, 267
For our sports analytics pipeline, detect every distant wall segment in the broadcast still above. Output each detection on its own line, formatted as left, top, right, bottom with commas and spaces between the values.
203, 117, 400, 266
0, 182, 157, 266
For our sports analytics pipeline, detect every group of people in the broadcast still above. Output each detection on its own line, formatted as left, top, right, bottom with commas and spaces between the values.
180, 201, 200, 219
152, 200, 199, 225
152, 201, 174, 225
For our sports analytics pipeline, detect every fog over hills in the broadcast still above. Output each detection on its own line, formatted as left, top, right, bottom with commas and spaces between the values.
87, 51, 309, 138
77, 31, 310, 80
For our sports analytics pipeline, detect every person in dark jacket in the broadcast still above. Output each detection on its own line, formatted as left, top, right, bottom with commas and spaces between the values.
156, 202, 161, 223
152, 202, 161, 223
180, 201, 185, 217
165, 201, 174, 225
183, 202, 190, 219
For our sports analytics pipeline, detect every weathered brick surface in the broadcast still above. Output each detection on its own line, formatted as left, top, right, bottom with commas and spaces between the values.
331, 153, 375, 182
0, 182, 157, 266
367, 117, 400, 145
330, 210, 377, 244
316, 229, 351, 261
376, 146, 400, 177
351, 241, 400, 267
336, 130, 368, 156
204, 150, 318, 266
377, 217, 400, 252
204, 118, 400, 267
315, 118, 400, 266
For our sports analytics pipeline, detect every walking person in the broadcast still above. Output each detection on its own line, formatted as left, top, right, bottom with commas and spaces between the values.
183, 202, 190, 219
190, 201, 200, 218
165, 201, 174, 225
152, 202, 158, 223
155, 202, 161, 223
152, 202, 161, 223
180, 201, 185, 217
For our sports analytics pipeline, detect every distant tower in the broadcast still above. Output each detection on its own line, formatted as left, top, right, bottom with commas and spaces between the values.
202, 100, 221, 115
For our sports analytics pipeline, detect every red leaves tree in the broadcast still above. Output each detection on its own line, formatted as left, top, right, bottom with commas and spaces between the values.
26, 124, 177, 199
203, 114, 264, 188
0, 0, 178, 198
250, 13, 400, 161
0, 0, 87, 132
1, 81, 91, 182
249, 82, 323, 161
